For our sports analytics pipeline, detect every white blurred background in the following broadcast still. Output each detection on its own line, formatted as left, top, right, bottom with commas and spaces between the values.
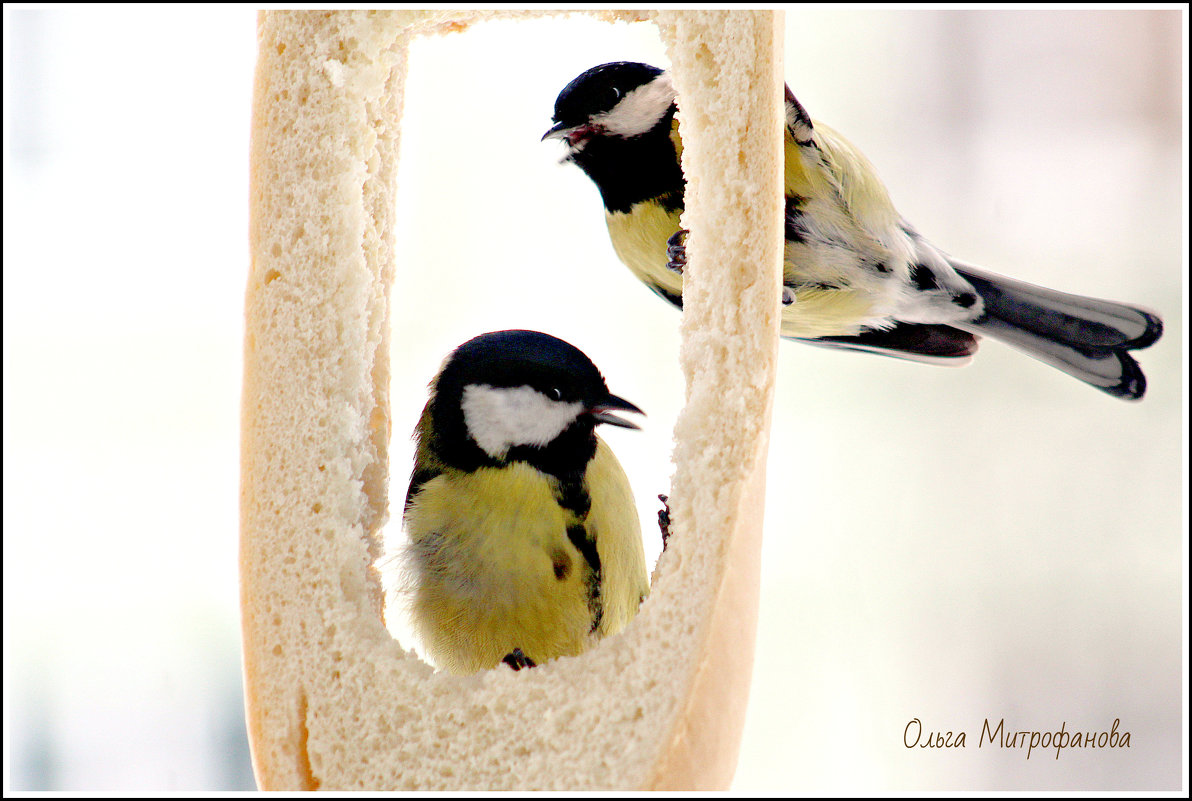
3, 7, 1185, 792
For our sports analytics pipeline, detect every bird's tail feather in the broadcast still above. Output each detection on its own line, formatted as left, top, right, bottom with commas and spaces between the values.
949, 260, 1162, 400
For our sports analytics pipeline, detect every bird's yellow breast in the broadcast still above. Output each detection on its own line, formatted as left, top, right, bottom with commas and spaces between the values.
404, 441, 647, 674
606, 202, 684, 303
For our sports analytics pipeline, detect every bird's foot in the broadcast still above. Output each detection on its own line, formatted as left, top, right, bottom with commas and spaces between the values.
657, 493, 672, 550
666, 230, 689, 275
502, 648, 537, 671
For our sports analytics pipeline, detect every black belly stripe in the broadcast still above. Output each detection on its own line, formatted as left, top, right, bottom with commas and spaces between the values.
555, 475, 591, 519
566, 523, 603, 632
557, 476, 603, 633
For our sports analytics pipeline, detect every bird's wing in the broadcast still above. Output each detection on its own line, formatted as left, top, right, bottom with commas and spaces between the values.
404, 404, 447, 515
785, 84, 815, 146
784, 85, 818, 198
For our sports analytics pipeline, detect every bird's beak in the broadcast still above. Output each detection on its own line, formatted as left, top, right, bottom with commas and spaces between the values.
589, 393, 644, 430
541, 120, 573, 142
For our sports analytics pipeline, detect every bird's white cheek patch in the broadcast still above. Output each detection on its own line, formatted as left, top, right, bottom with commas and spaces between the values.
461, 385, 583, 460
593, 73, 677, 138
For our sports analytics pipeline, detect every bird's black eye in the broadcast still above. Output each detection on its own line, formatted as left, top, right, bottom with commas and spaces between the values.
546, 387, 563, 401
596, 85, 622, 112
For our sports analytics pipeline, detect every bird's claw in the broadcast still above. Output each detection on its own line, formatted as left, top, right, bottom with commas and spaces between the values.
502, 648, 537, 671
666, 230, 689, 275
657, 493, 672, 550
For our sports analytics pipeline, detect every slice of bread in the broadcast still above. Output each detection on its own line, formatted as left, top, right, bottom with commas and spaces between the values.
241, 9, 784, 790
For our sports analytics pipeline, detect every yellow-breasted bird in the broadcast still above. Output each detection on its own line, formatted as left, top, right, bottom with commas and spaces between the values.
543, 62, 1163, 400
402, 329, 648, 674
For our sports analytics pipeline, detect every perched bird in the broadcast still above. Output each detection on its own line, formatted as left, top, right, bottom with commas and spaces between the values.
544, 61, 1163, 399
402, 329, 649, 675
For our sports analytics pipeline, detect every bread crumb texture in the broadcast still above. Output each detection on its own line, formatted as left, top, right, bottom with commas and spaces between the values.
241, 9, 780, 790
647, 10, 784, 790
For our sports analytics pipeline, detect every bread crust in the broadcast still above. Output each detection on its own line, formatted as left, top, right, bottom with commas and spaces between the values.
646, 11, 784, 787
242, 9, 782, 790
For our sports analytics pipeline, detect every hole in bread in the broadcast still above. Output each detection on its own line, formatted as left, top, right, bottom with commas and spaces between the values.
375, 17, 683, 670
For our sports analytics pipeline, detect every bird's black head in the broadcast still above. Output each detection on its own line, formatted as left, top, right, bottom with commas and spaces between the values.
427, 330, 642, 477
543, 62, 684, 214
547, 61, 666, 135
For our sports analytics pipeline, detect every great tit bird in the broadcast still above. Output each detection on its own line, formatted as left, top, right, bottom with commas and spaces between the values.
402, 329, 649, 675
544, 61, 1163, 400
